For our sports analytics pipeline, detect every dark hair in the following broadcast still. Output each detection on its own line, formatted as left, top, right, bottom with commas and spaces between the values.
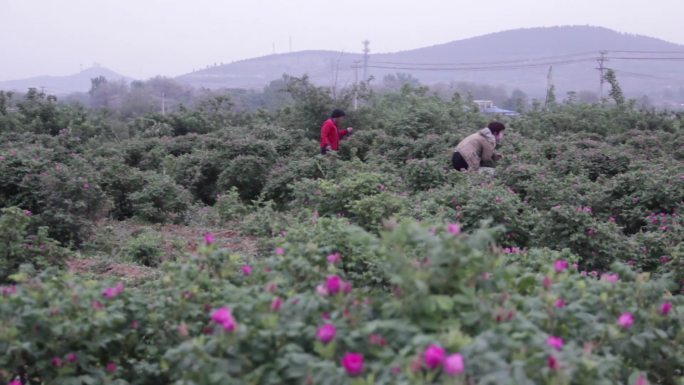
488, 121, 506, 134
331, 109, 346, 118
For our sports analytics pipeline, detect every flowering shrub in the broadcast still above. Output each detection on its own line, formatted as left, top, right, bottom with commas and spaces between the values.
1, 221, 682, 384
0, 207, 66, 282
403, 158, 447, 192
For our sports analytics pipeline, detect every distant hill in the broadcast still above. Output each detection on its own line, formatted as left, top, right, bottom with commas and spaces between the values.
0, 66, 132, 95
178, 26, 684, 99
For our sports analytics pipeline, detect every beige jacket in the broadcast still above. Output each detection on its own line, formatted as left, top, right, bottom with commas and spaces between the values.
454, 128, 498, 171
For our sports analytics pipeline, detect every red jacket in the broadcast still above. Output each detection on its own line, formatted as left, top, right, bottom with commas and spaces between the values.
320, 119, 349, 151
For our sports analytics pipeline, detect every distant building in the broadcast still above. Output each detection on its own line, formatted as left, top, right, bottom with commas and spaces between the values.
473, 99, 519, 117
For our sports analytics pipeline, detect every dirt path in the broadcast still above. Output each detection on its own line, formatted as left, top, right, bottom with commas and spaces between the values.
67, 220, 258, 280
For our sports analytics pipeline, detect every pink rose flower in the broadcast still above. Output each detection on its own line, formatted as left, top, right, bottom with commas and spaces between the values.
443, 353, 465, 376
327, 253, 341, 264
240, 265, 252, 276
601, 273, 619, 283
634, 374, 648, 385
275, 247, 285, 255
617, 312, 633, 329
369, 334, 386, 346
51, 356, 63, 367
316, 284, 329, 297
102, 282, 124, 299
547, 355, 558, 370
66, 352, 77, 363
106, 362, 117, 373
546, 336, 564, 351
210, 307, 236, 332
204, 233, 214, 245
423, 344, 445, 369
447, 223, 461, 235
326, 275, 342, 295
342, 280, 352, 294
270, 297, 282, 312
340, 352, 364, 377
553, 260, 568, 273
265, 281, 277, 293
659, 302, 672, 316
554, 298, 566, 308
8, 380, 22, 385
316, 323, 336, 344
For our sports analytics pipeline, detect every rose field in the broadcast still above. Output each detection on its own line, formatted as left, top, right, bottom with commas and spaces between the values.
0, 79, 683, 385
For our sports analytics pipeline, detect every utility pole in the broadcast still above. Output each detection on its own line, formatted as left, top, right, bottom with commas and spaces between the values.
352, 60, 361, 110
545, 65, 554, 107
596, 50, 608, 99
362, 40, 370, 81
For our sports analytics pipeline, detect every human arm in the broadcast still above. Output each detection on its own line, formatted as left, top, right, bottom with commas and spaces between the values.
339, 127, 352, 139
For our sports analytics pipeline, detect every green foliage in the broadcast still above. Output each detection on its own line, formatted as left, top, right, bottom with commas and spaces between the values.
403, 158, 447, 192
1, 221, 682, 384
215, 187, 248, 222
0, 207, 66, 282
217, 155, 272, 202
124, 229, 164, 267
129, 172, 192, 223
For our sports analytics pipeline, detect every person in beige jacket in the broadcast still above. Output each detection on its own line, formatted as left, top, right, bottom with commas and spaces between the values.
452, 122, 505, 172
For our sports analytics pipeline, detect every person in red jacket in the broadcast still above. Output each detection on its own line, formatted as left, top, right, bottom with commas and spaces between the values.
320, 109, 353, 154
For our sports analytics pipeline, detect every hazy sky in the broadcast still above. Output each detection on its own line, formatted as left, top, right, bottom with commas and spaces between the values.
1, 0, 682, 81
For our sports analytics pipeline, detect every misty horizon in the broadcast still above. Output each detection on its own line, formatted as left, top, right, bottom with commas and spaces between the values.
2, 0, 684, 82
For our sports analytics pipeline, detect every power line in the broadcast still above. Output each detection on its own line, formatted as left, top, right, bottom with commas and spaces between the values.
612, 69, 684, 82
367, 57, 596, 72
370, 51, 597, 67
605, 50, 684, 54
608, 56, 684, 61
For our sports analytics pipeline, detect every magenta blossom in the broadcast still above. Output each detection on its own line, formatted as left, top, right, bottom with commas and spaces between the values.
316, 284, 329, 297
106, 362, 117, 373
601, 273, 619, 283
447, 223, 461, 235
547, 355, 558, 370
542, 276, 552, 289
0, 285, 17, 296
204, 232, 214, 245
51, 356, 63, 367
102, 282, 124, 299
423, 344, 445, 369
211, 307, 236, 332
327, 253, 341, 264
340, 352, 364, 377
326, 275, 342, 295
270, 297, 282, 312
659, 302, 672, 316
265, 281, 277, 293
634, 374, 648, 385
617, 312, 634, 329
275, 247, 285, 255
443, 353, 465, 376
66, 352, 77, 363
23, 209, 32, 216
553, 260, 568, 273
240, 265, 252, 276
316, 323, 336, 344
554, 298, 566, 308
342, 280, 352, 294
8, 380, 22, 385
546, 336, 564, 351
